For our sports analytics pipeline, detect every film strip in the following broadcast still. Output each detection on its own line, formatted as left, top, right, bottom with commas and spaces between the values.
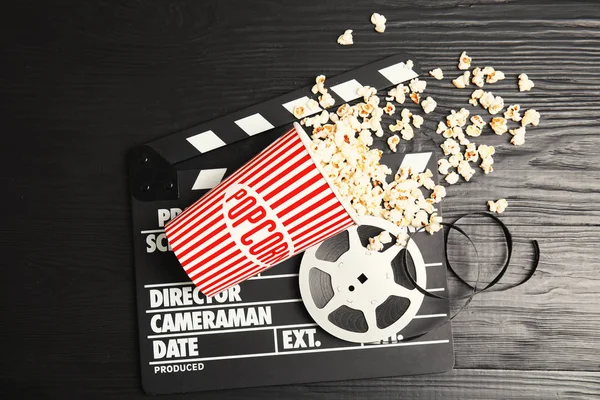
128, 54, 454, 394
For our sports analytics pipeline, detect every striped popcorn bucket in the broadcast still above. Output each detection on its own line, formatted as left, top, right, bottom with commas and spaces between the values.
165, 123, 359, 297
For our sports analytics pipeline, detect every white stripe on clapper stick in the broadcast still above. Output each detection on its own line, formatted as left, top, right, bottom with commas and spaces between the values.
399, 152, 432, 174
234, 113, 275, 136
186, 130, 227, 153
330, 79, 364, 102
191, 168, 227, 190
378, 62, 419, 85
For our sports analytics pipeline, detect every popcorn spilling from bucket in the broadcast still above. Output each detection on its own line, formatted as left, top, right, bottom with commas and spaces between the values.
297, 50, 540, 238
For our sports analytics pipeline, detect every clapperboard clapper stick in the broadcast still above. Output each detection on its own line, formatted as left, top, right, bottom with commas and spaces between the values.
128, 54, 455, 395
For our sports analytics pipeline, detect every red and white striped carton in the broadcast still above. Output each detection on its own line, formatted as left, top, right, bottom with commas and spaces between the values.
165, 123, 359, 297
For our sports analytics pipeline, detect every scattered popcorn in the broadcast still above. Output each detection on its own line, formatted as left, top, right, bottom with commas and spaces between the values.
455, 127, 470, 145
471, 67, 485, 88
436, 121, 447, 134
401, 124, 414, 141
416, 170, 436, 190
486, 70, 505, 84
446, 108, 470, 128
441, 138, 461, 155
383, 102, 395, 115
371, 13, 387, 33
470, 114, 486, 128
293, 105, 307, 119
426, 212, 443, 234
478, 144, 496, 159
367, 236, 384, 252
466, 124, 482, 137
469, 89, 485, 106
438, 158, 452, 175
379, 230, 393, 244
357, 85, 378, 102
478, 91, 504, 115
464, 142, 479, 163
401, 107, 412, 120
412, 210, 429, 228
388, 135, 400, 152
307, 99, 320, 111
412, 114, 424, 128
303, 110, 330, 128
387, 84, 408, 103
421, 97, 437, 114
504, 104, 522, 122
448, 152, 464, 168
457, 160, 475, 181
509, 126, 526, 146
358, 129, 374, 146
482, 66, 495, 75
368, 95, 381, 107
406, 60, 414, 70
395, 232, 410, 247
488, 198, 508, 214
319, 92, 335, 109
430, 185, 447, 203
510, 126, 526, 136
458, 51, 472, 70
490, 117, 508, 135
312, 75, 327, 95
480, 156, 494, 174
429, 68, 444, 80
452, 71, 471, 88
488, 97, 505, 115
410, 92, 420, 104
337, 29, 354, 46
445, 171, 460, 185
518, 73, 534, 92
521, 109, 540, 127
409, 78, 427, 93
336, 103, 352, 118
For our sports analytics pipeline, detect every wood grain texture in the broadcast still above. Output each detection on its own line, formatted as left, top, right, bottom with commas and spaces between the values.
1, 0, 599, 398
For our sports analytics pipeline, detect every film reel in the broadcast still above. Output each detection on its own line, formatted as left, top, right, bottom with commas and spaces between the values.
299, 216, 427, 343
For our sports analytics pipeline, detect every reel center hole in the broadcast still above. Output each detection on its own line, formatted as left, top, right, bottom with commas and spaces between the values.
348, 285, 355, 292
357, 273, 368, 284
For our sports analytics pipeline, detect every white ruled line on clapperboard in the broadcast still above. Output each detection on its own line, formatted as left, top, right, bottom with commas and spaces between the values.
148, 338, 451, 365
147, 312, 448, 339
143, 273, 300, 289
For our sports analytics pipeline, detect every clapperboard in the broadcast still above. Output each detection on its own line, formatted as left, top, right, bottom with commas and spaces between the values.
129, 54, 454, 395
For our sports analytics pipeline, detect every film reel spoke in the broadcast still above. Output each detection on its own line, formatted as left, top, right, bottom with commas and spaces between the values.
364, 306, 379, 332
301, 250, 340, 276
320, 293, 344, 316
314, 260, 341, 276
382, 244, 404, 264
347, 226, 363, 250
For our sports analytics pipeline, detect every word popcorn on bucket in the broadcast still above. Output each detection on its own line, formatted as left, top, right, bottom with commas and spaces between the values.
165, 123, 359, 297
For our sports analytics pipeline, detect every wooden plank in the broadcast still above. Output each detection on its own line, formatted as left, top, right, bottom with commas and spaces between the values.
241, 369, 600, 400
2, 368, 598, 399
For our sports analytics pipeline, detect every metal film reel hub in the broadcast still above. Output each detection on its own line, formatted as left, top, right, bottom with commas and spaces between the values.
299, 216, 427, 343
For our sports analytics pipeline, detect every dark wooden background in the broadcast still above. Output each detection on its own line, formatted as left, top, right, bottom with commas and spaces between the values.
1, 0, 599, 398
